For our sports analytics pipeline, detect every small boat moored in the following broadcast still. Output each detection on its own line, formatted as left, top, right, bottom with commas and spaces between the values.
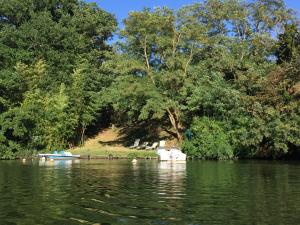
156, 147, 187, 161
38, 150, 80, 160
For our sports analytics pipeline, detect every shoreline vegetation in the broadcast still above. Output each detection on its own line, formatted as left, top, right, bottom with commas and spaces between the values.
0, 0, 299, 160
69, 128, 157, 159
71, 148, 157, 160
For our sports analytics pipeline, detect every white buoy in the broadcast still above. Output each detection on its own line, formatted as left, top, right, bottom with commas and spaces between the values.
22, 158, 26, 162
132, 159, 137, 164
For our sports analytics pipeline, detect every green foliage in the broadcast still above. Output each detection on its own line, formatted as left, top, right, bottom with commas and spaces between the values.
0, 0, 299, 160
276, 24, 300, 64
109, 0, 299, 159
127, 152, 138, 159
0, 0, 116, 156
182, 118, 234, 160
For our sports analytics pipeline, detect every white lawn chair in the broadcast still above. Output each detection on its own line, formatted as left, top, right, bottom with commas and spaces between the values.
137, 142, 149, 149
129, 139, 140, 149
146, 142, 158, 150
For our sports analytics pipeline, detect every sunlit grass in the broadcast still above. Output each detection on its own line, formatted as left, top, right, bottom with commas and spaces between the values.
69, 128, 158, 159
70, 146, 157, 159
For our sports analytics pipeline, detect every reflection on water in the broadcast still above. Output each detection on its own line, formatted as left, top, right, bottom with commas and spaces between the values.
157, 162, 186, 206
0, 160, 300, 225
158, 161, 186, 171
38, 159, 80, 168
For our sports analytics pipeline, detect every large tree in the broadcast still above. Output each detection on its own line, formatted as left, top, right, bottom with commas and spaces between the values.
0, 0, 116, 157
107, 0, 294, 144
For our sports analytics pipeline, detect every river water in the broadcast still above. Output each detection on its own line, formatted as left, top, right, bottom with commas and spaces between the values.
0, 160, 300, 225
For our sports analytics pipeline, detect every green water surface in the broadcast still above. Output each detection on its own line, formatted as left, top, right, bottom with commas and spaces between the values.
0, 160, 300, 225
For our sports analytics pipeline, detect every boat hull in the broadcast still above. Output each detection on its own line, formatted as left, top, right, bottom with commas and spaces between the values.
47, 155, 80, 160
38, 153, 80, 160
156, 148, 187, 161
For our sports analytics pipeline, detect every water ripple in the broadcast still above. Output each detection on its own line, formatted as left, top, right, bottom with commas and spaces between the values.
1, 160, 300, 225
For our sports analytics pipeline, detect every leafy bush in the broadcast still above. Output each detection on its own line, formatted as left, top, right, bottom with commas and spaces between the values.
15, 149, 37, 159
0, 149, 16, 160
182, 117, 233, 160
0, 145, 37, 159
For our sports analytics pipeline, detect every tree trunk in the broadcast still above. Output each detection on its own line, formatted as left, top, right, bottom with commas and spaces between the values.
80, 126, 86, 146
166, 108, 183, 142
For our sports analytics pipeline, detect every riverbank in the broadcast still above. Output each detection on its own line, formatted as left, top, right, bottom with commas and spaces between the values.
70, 147, 157, 159
69, 128, 157, 159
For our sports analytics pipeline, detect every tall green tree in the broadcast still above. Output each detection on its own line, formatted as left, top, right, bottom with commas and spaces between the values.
108, 0, 294, 142
0, 0, 116, 157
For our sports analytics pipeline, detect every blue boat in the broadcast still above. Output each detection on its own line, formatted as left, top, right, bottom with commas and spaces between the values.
38, 150, 80, 160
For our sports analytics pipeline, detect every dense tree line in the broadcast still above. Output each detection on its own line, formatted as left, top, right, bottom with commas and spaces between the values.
0, 0, 299, 159
0, 0, 117, 158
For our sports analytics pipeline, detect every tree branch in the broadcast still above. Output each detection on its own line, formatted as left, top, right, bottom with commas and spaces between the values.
184, 46, 194, 77
143, 36, 155, 84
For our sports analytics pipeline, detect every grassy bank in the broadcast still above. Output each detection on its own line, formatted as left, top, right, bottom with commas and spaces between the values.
70, 147, 157, 159
69, 129, 157, 159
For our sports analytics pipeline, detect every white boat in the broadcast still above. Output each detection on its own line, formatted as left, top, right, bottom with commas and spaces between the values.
38, 151, 80, 160
156, 147, 187, 161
